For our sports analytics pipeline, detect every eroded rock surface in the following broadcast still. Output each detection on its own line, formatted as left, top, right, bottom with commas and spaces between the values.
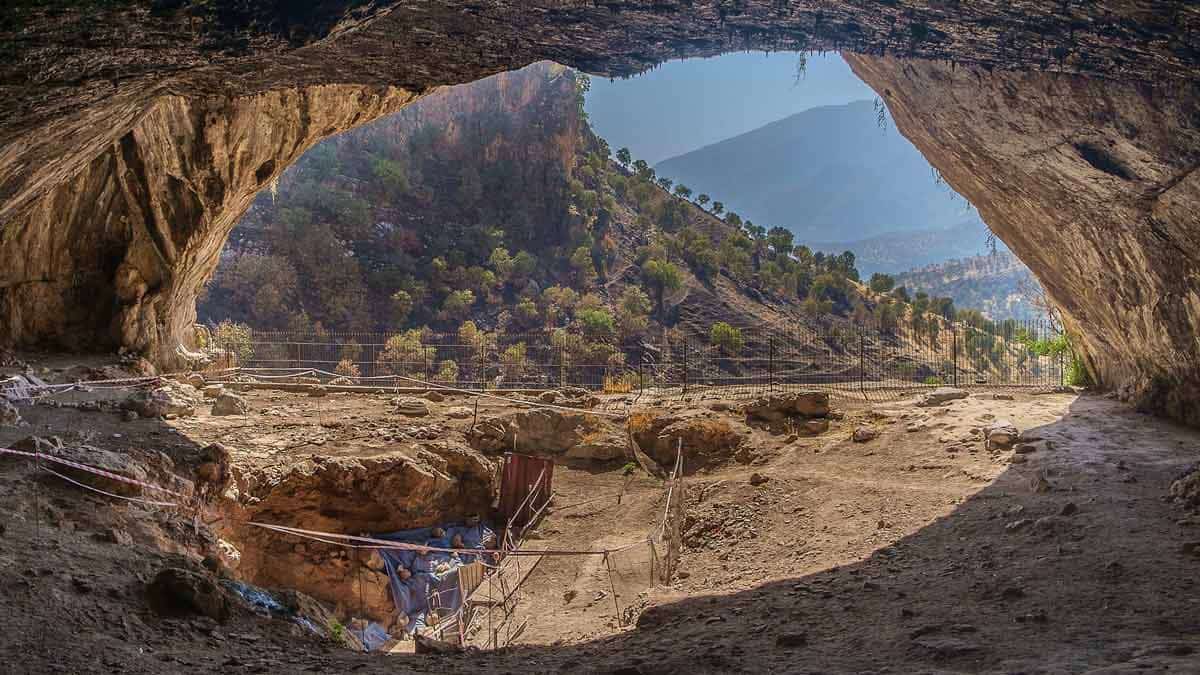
220, 441, 495, 621
847, 55, 1200, 426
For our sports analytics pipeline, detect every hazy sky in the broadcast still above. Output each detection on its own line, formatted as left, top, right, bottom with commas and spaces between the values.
584, 52, 876, 165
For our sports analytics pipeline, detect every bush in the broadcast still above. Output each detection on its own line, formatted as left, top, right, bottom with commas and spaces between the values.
923, 375, 944, 386
709, 322, 744, 355
435, 359, 459, 384
501, 342, 528, 380
213, 321, 253, 365
335, 359, 361, 379
577, 308, 615, 340
377, 329, 425, 376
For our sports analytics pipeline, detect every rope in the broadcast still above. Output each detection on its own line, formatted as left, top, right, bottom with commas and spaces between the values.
219, 366, 629, 418
0, 447, 188, 497
39, 466, 179, 507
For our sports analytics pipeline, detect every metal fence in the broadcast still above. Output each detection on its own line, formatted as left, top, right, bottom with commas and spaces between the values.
206, 317, 1067, 402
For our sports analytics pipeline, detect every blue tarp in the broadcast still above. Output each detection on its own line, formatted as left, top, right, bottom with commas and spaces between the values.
375, 522, 496, 636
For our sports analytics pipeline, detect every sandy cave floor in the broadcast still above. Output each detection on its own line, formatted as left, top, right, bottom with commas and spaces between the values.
1, 365, 1199, 673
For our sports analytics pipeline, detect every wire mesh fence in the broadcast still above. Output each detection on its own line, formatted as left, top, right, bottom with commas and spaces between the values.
205, 316, 1068, 403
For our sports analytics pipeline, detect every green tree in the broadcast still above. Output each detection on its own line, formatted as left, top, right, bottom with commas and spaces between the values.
697, 194, 710, 208
656, 177, 674, 192
616, 147, 632, 168
709, 322, 744, 355
711, 201, 725, 217
391, 289, 413, 326
577, 308, 616, 340
641, 259, 683, 318
869, 273, 896, 294
674, 184, 693, 200
440, 289, 475, 322
570, 246, 596, 285
488, 247, 515, 283
615, 287, 652, 337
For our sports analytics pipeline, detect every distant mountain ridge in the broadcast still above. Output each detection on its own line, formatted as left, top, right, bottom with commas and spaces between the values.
654, 100, 970, 241
810, 217, 1004, 277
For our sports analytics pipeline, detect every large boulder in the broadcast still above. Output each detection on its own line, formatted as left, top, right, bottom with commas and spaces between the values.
743, 392, 830, 423
468, 408, 625, 460
630, 409, 744, 470
146, 568, 230, 622
916, 387, 969, 407
195, 442, 232, 501
123, 382, 199, 418
211, 392, 249, 416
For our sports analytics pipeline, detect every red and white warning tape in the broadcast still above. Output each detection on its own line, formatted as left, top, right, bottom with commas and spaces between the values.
0, 446, 188, 497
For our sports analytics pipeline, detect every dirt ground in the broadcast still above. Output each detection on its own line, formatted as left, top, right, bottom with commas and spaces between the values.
2, 360, 1200, 673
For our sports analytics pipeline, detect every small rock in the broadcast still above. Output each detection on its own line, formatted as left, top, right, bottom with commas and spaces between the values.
804, 419, 830, 434
393, 397, 430, 417
852, 427, 877, 443
992, 393, 1014, 401
775, 633, 808, 648
1005, 519, 1033, 533
915, 387, 969, 407
211, 392, 249, 416
1059, 502, 1078, 517
424, 390, 445, 403
0, 399, 24, 427
749, 473, 769, 486
446, 406, 473, 419
1180, 542, 1200, 557
538, 390, 559, 404
985, 420, 1020, 449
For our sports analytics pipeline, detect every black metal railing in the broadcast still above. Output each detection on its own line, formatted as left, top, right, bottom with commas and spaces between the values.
205, 316, 1066, 403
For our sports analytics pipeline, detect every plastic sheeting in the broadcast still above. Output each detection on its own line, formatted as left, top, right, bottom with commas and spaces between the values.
375, 522, 496, 636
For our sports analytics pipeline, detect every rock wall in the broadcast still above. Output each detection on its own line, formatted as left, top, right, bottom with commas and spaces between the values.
846, 56, 1200, 425
0, 85, 415, 365
221, 442, 496, 622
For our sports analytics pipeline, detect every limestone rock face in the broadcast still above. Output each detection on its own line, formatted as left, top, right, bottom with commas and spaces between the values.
0, 85, 414, 366
847, 55, 1200, 426
743, 392, 830, 423
630, 409, 743, 470
468, 408, 626, 460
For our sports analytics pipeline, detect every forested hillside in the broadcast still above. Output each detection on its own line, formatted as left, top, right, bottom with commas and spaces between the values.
201, 62, 970, 369
895, 252, 1041, 321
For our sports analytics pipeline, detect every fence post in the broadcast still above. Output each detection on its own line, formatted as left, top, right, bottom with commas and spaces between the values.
1059, 346, 1065, 387
682, 339, 688, 394
952, 323, 959, 388
424, 346, 431, 384
859, 325, 866, 397
768, 335, 775, 392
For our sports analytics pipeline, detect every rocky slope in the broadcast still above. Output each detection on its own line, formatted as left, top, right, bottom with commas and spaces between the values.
2, 2, 1199, 424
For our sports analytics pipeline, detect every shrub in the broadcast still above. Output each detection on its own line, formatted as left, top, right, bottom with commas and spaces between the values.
377, 329, 425, 376
435, 359, 459, 384
501, 342, 527, 379
709, 322, 744, 355
578, 308, 615, 340
335, 359, 361, 379
923, 375, 944, 386
213, 321, 253, 365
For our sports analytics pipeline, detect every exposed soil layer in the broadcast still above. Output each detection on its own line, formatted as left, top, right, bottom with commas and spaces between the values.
3, 356, 1199, 672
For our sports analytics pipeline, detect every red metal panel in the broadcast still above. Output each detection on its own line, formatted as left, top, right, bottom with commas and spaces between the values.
499, 453, 553, 531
